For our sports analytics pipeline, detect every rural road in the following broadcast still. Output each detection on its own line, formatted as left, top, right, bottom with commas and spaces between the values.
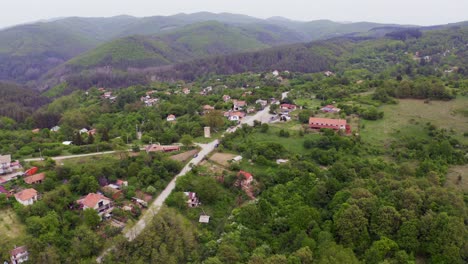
123, 139, 219, 241
123, 105, 272, 241
97, 103, 275, 262
24, 150, 122, 162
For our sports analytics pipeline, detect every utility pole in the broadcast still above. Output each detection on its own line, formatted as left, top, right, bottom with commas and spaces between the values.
39, 148, 43, 161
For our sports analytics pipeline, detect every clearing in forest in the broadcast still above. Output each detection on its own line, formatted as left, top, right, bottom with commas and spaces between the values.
0, 208, 25, 240
446, 165, 468, 192
361, 96, 468, 145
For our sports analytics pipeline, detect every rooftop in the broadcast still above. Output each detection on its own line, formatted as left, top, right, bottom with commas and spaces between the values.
14, 188, 38, 201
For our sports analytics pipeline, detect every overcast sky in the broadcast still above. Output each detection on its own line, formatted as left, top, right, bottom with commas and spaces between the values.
2, 0, 467, 28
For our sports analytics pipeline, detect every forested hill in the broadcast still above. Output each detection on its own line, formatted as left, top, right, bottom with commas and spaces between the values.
0, 82, 49, 124
56, 25, 467, 90
66, 21, 305, 69
0, 12, 411, 86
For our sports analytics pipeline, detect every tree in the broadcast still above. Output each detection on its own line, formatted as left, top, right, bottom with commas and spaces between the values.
87, 133, 94, 145
204, 110, 225, 130
180, 134, 194, 147
333, 203, 370, 252
74, 132, 83, 146
364, 237, 399, 264
83, 208, 101, 229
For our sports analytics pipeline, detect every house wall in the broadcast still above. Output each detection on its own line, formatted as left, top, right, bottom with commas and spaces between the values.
16, 196, 37, 206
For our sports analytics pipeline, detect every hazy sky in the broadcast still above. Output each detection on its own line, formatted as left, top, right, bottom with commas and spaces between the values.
2, 0, 467, 28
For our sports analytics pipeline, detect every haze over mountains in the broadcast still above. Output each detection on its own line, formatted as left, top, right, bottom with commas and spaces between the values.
0, 12, 465, 92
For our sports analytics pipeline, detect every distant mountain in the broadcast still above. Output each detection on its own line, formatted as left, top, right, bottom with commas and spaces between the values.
0, 12, 428, 87
53, 24, 467, 91
39, 21, 305, 90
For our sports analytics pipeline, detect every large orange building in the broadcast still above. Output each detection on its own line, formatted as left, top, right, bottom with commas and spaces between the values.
309, 117, 351, 133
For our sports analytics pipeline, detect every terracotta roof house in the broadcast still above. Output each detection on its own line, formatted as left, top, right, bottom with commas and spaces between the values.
222, 95, 231, 102
24, 173, 45, 185
203, 105, 215, 111
321, 105, 341, 113
233, 100, 247, 111
309, 117, 349, 132
182, 88, 191, 94
77, 193, 113, 216
10, 246, 29, 264
237, 170, 253, 186
116, 179, 128, 188
14, 188, 38, 206
31, 128, 40, 134
280, 104, 297, 110
224, 111, 245, 121
184, 192, 200, 207
167, 114, 176, 122
145, 144, 180, 153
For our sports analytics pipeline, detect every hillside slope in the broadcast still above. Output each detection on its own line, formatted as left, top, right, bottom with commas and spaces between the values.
0, 12, 413, 86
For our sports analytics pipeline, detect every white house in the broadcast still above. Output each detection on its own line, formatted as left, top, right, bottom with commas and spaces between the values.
167, 114, 176, 122
14, 188, 39, 206
10, 246, 29, 264
0, 154, 12, 174
272, 70, 279, 76
77, 193, 113, 217
184, 192, 200, 207
79, 128, 89, 134
50, 126, 61, 132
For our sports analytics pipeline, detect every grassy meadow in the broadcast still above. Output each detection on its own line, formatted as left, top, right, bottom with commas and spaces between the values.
360, 96, 468, 145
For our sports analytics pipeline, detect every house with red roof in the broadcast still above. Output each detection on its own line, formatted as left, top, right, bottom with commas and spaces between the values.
10, 245, 29, 264
166, 114, 176, 122
321, 105, 341, 113
309, 117, 350, 133
145, 144, 180, 153
233, 100, 247, 111
222, 95, 231, 102
280, 104, 297, 111
24, 173, 45, 185
14, 188, 38, 206
237, 170, 253, 186
77, 193, 113, 217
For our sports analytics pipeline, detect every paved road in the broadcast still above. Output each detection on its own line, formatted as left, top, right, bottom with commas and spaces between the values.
123, 139, 219, 241
97, 105, 273, 262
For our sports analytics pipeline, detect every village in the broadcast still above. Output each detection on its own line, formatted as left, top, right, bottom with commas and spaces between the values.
0, 69, 361, 263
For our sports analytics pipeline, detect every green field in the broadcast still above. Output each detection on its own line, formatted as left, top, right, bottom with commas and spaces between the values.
0, 208, 26, 259
361, 96, 468, 145
243, 125, 320, 155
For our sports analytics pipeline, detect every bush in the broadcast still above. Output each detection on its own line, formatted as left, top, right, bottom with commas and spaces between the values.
279, 129, 290, 138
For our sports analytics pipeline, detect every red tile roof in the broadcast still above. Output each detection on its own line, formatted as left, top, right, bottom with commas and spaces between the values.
280, 103, 297, 109
145, 144, 180, 152
309, 117, 346, 127
77, 193, 111, 209
24, 173, 45, 184
14, 188, 38, 201
237, 170, 253, 180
